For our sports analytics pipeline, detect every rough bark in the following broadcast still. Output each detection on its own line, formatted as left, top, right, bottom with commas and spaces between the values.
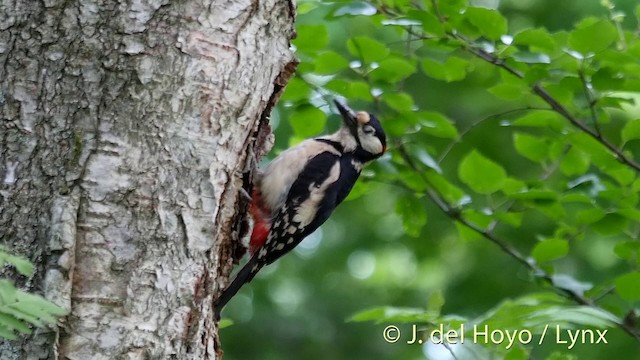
0, 0, 296, 358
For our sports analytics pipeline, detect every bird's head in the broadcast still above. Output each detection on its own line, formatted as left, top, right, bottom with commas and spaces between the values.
333, 100, 387, 161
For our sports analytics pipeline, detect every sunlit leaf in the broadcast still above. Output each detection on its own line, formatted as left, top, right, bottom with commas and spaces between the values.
513, 133, 549, 162
512, 52, 551, 64
465, 7, 508, 40
576, 207, 605, 224
281, 78, 311, 102
371, 57, 416, 82
218, 318, 234, 329
569, 18, 617, 54
314, 51, 349, 74
532, 238, 569, 263
294, 25, 328, 52
513, 28, 556, 53
560, 147, 590, 176
458, 150, 507, 194
550, 275, 592, 296
383, 92, 414, 112
421, 57, 470, 82
347, 36, 390, 63
419, 111, 458, 139
621, 119, 640, 143
289, 105, 326, 138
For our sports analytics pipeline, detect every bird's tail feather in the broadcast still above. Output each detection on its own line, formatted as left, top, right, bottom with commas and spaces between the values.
214, 255, 261, 320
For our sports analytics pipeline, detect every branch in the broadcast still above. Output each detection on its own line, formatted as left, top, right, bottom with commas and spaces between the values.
396, 142, 640, 342
411, 1, 640, 173
462, 43, 640, 172
437, 107, 552, 164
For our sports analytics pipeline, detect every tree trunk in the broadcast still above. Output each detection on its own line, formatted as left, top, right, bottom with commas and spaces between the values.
0, 0, 296, 358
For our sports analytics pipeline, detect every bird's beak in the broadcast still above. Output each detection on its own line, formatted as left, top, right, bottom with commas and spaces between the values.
333, 99, 358, 131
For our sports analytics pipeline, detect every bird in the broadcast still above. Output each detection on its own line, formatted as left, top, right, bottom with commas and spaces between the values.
214, 100, 387, 319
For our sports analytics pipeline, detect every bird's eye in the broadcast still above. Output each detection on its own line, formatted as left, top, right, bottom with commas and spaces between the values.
363, 126, 375, 135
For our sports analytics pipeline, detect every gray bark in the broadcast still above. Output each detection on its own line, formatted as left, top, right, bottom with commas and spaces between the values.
0, 0, 296, 358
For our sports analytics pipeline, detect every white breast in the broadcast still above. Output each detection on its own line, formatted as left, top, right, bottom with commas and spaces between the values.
259, 139, 341, 212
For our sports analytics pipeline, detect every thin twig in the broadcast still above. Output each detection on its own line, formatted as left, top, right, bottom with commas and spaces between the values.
436, 107, 553, 164
578, 67, 601, 136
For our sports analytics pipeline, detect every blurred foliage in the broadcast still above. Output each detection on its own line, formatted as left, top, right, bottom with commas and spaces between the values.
0, 248, 66, 340
220, 0, 640, 359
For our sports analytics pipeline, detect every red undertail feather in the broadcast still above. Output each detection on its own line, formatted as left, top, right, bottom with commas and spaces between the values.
249, 189, 270, 255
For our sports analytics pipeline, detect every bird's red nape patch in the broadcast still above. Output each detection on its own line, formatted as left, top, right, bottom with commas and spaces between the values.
249, 189, 270, 255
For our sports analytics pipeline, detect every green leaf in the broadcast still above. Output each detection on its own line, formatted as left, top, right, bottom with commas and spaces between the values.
592, 213, 628, 235
383, 92, 414, 112
332, 2, 377, 17
551, 275, 592, 296
510, 112, 566, 131
560, 147, 590, 176
371, 57, 416, 82
0, 253, 34, 277
425, 172, 467, 205
419, 111, 458, 139
513, 133, 548, 163
407, 10, 444, 36
314, 51, 349, 75
458, 150, 507, 194
614, 241, 640, 262
536, 202, 566, 219
0, 312, 31, 334
348, 306, 435, 324
569, 18, 617, 54
421, 57, 470, 82
346, 36, 390, 63
395, 194, 427, 237
414, 148, 442, 174
505, 347, 529, 360
218, 318, 234, 329
508, 189, 558, 202
349, 81, 372, 100
488, 83, 526, 101
495, 211, 523, 228
297, 2, 318, 15
465, 7, 508, 40
614, 272, 640, 301
513, 28, 556, 53
289, 105, 326, 138
294, 25, 328, 52
576, 208, 605, 224
532, 238, 569, 263
621, 119, 640, 143
426, 291, 445, 316
281, 78, 311, 102
513, 51, 551, 64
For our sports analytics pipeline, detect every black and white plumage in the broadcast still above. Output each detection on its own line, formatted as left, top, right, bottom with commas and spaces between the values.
214, 100, 386, 319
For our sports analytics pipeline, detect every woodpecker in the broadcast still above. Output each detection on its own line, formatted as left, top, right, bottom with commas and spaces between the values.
214, 100, 387, 319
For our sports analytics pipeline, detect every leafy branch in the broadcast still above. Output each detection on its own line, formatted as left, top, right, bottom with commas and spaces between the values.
395, 142, 640, 342
0, 248, 66, 340
425, 0, 640, 173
